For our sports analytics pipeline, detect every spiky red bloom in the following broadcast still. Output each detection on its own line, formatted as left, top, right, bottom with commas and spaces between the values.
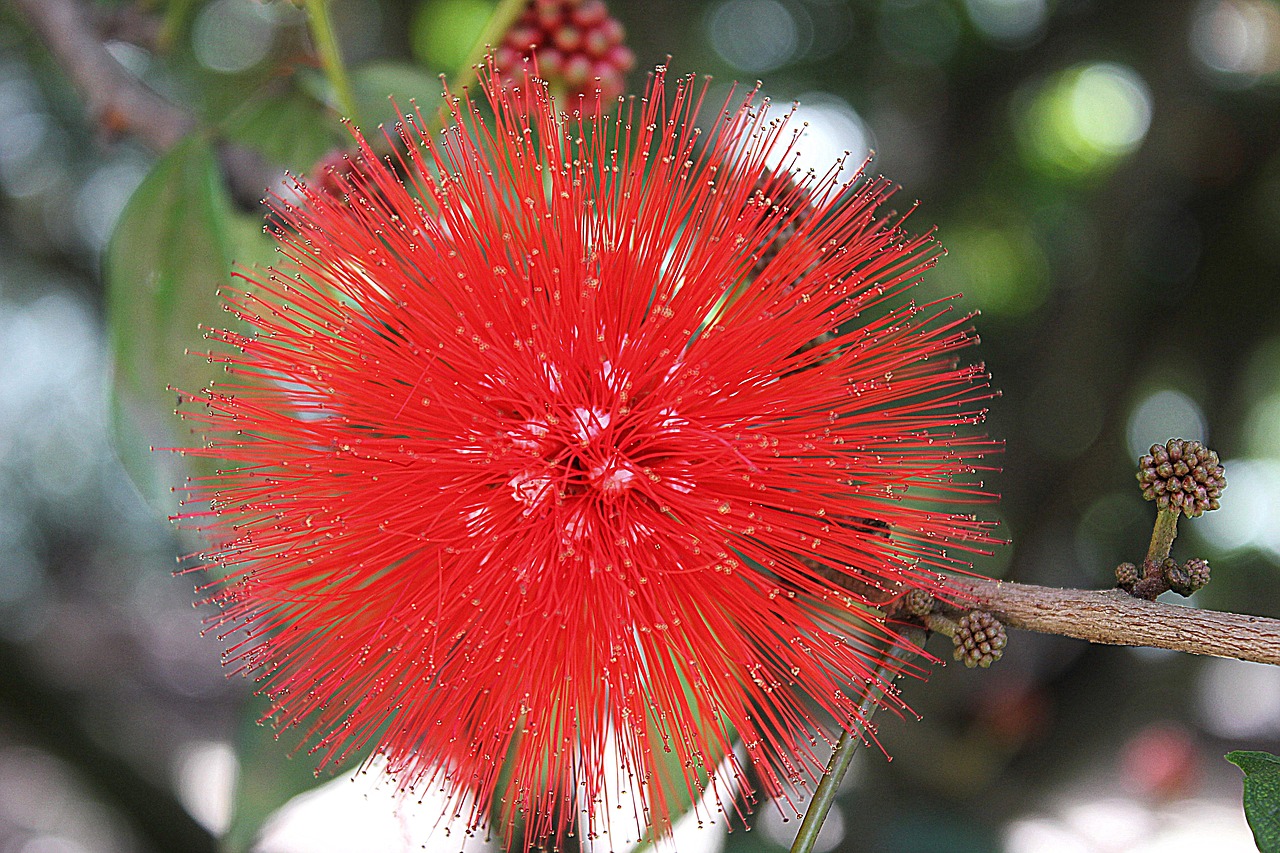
185, 67, 998, 844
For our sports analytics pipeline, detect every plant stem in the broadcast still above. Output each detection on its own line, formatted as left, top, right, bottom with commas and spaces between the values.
943, 575, 1280, 665
453, 0, 532, 93
789, 635, 920, 853
156, 0, 194, 52
1145, 507, 1180, 564
303, 0, 359, 122
11, 0, 195, 150
922, 611, 958, 638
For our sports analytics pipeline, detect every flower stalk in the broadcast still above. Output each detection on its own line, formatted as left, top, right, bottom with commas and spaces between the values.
454, 0, 532, 92
1124, 439, 1225, 600
790, 633, 923, 853
1145, 507, 1180, 566
303, 0, 358, 123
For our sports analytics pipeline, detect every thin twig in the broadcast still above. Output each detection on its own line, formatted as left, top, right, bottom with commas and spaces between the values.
10, 0, 279, 207
1146, 508, 1180, 564
454, 0, 535, 93
10, 0, 194, 150
789, 631, 922, 853
302, 0, 359, 123
944, 576, 1280, 665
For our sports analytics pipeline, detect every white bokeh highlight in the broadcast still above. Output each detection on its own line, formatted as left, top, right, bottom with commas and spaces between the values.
1126, 390, 1207, 461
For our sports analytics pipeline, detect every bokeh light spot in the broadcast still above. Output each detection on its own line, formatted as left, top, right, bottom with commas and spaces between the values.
765, 94, 872, 181
175, 741, 237, 834
192, 0, 280, 74
964, 0, 1048, 47
1199, 657, 1280, 737
1018, 63, 1153, 176
1196, 458, 1280, 555
1069, 64, 1152, 155
1006, 818, 1092, 853
933, 221, 1049, 317
1191, 0, 1280, 82
0, 75, 64, 200
73, 156, 148, 253
706, 0, 802, 74
1125, 389, 1207, 461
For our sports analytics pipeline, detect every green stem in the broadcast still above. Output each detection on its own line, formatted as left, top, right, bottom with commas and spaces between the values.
546, 80, 569, 106
156, 0, 195, 52
922, 611, 958, 638
487, 715, 526, 842
303, 0, 359, 122
789, 635, 920, 853
1145, 507, 1180, 564
453, 0, 534, 93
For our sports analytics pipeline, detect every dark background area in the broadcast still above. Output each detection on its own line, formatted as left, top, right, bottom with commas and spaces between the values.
1, 0, 1279, 850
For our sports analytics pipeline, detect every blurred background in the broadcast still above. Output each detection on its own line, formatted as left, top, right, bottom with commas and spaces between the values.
2, 0, 1280, 850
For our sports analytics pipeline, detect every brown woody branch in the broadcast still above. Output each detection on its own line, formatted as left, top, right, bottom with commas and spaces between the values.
10, 0, 276, 207
944, 575, 1280, 666
10, 0, 194, 150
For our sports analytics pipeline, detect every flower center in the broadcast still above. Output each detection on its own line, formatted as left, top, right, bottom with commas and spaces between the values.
504, 402, 644, 517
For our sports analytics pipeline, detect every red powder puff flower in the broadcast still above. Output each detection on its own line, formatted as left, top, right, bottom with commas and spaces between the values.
184, 66, 999, 845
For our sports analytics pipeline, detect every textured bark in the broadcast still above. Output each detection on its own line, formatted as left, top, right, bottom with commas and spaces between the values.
945, 576, 1280, 666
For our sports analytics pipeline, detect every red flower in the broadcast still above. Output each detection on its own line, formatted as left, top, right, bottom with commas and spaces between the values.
185, 67, 999, 844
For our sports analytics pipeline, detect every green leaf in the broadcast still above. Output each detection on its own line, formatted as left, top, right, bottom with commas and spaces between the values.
1227, 750, 1280, 852
633, 654, 735, 851
352, 61, 445, 130
222, 692, 375, 853
225, 207, 280, 273
222, 84, 345, 174
106, 137, 239, 515
411, 0, 493, 70
169, 1, 306, 125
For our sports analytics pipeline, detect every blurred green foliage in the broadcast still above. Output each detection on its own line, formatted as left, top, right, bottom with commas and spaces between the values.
413, 0, 491, 68
106, 136, 241, 514
1228, 751, 1280, 852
